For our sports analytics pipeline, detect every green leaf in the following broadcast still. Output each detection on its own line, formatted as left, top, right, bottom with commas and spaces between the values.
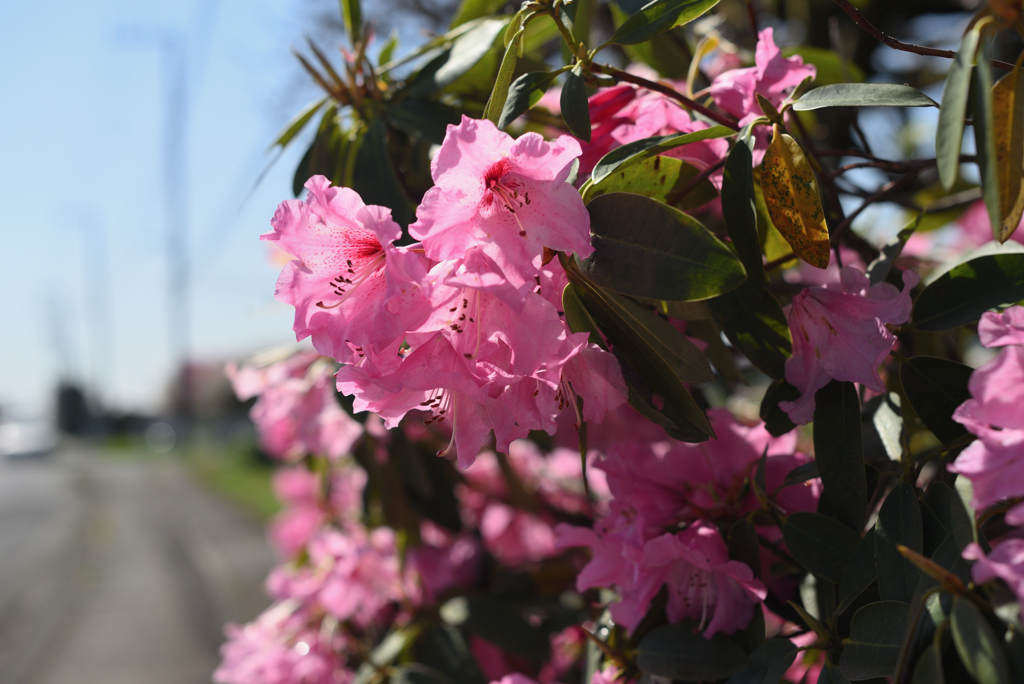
270, 97, 328, 149
727, 639, 799, 684
922, 482, 974, 555
339, 0, 362, 39
498, 71, 560, 129
483, 22, 528, 124
910, 643, 945, 684
840, 601, 911, 680
711, 281, 792, 379
722, 141, 765, 285
591, 126, 733, 184
975, 33, 1002, 247
413, 624, 487, 684
610, 0, 721, 46
450, 0, 506, 28
351, 118, 413, 226
867, 214, 920, 286
760, 379, 800, 436
635, 623, 749, 680
566, 261, 715, 436
792, 84, 937, 111
899, 356, 973, 444
581, 155, 718, 211
862, 393, 903, 463
407, 18, 507, 96
937, 23, 984, 191
561, 67, 592, 142
440, 596, 549, 660
580, 193, 747, 301
875, 481, 924, 603
951, 597, 1012, 684
813, 381, 867, 532
351, 625, 421, 684
378, 29, 399, 66
562, 283, 606, 348
384, 98, 462, 145
784, 460, 819, 486
781, 46, 865, 85
837, 528, 878, 616
817, 663, 850, 684
782, 512, 861, 583
727, 518, 761, 575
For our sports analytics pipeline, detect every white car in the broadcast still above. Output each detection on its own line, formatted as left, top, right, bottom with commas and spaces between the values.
0, 419, 59, 459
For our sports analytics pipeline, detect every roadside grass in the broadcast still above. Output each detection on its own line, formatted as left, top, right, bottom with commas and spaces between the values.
185, 440, 280, 522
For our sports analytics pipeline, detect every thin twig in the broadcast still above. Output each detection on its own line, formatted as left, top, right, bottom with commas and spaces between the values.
832, 0, 1014, 71
590, 63, 740, 129
764, 252, 797, 271
667, 158, 726, 205
831, 172, 918, 242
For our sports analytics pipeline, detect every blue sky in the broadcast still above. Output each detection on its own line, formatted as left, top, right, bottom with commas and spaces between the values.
0, 0, 345, 416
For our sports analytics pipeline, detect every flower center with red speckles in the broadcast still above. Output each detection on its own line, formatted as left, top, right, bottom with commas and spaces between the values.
481, 158, 530, 236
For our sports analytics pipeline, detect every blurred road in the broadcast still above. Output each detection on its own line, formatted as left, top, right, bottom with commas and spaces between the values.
0, 444, 275, 684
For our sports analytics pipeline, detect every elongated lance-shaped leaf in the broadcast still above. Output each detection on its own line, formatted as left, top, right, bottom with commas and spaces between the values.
991, 52, 1024, 242
580, 193, 746, 301
813, 380, 866, 532
339, 0, 362, 41
721, 141, 764, 285
609, 0, 722, 46
591, 126, 733, 184
841, 601, 910, 680
867, 213, 920, 286
759, 124, 830, 269
936, 22, 985, 191
561, 66, 592, 143
581, 156, 718, 210
975, 32, 1003, 247
912, 253, 1024, 330
498, 70, 561, 129
484, 20, 529, 124
271, 97, 328, 150
791, 83, 937, 110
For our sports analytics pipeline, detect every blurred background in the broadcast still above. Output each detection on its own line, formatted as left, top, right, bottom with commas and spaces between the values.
0, 0, 1005, 681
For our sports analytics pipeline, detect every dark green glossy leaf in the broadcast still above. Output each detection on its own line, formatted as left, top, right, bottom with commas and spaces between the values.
407, 18, 507, 96
440, 596, 548, 660
792, 84, 937, 111
818, 663, 851, 684
760, 379, 800, 436
841, 601, 911, 680
581, 155, 718, 210
875, 481, 924, 603
591, 126, 733, 184
413, 624, 487, 684
900, 356, 973, 444
580, 193, 746, 301
937, 24, 983, 191
498, 71, 560, 129
384, 99, 462, 145
783, 512, 861, 583
610, 0, 721, 45
351, 626, 420, 684
975, 33, 1002, 245
862, 393, 903, 464
561, 67, 592, 142
722, 141, 765, 285
566, 263, 714, 436
727, 518, 760, 575
784, 459, 819, 486
562, 283, 606, 348
837, 528, 877, 617
813, 380, 867, 532
727, 639, 799, 684
352, 118, 413, 226
911, 643, 945, 684
711, 280, 792, 379
922, 482, 974, 555
450, 0, 506, 28
951, 597, 1012, 684
867, 214, 919, 286
609, 2, 690, 78
635, 623, 749, 680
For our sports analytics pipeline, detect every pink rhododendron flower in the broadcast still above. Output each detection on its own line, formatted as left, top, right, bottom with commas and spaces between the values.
215, 601, 353, 684
710, 28, 815, 160
407, 523, 482, 603
781, 266, 919, 424
229, 354, 363, 461
963, 540, 1024, 618
410, 116, 592, 283
264, 175, 430, 362
538, 626, 586, 683
978, 305, 1024, 348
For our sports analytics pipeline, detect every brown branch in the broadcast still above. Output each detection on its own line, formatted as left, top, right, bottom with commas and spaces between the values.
590, 63, 740, 130
831, 172, 918, 243
832, 0, 1014, 71
667, 158, 726, 205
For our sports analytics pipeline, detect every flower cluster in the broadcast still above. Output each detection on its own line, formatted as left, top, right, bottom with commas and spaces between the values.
265, 116, 627, 469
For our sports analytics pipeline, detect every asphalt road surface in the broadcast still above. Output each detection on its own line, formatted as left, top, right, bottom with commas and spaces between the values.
0, 444, 275, 684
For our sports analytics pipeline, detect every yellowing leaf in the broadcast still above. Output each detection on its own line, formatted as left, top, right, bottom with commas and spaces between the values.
992, 53, 1024, 242
758, 125, 830, 269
